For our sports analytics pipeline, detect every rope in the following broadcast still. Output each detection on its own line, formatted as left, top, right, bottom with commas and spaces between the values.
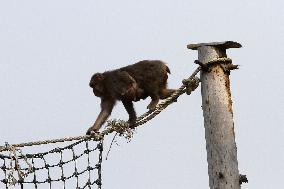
0, 135, 102, 152
0, 57, 236, 189
1, 139, 103, 188
0, 66, 202, 152
206, 57, 232, 64
194, 57, 232, 72
133, 66, 201, 126
103, 66, 202, 131
1, 60, 217, 151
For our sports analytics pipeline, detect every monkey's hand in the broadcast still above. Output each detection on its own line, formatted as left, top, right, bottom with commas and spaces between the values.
128, 117, 137, 129
86, 126, 99, 135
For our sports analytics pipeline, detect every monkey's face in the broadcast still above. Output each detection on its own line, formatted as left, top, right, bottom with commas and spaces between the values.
90, 73, 105, 97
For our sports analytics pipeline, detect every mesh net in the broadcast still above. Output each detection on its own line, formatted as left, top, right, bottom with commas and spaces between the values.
0, 64, 204, 189
0, 139, 103, 189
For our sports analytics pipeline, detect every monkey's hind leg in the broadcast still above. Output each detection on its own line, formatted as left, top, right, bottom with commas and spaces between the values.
147, 94, 160, 110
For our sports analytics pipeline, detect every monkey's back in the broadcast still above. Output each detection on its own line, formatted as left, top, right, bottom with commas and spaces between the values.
120, 60, 170, 91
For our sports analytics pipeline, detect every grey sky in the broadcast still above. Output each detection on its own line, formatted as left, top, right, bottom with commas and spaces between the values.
0, 0, 283, 188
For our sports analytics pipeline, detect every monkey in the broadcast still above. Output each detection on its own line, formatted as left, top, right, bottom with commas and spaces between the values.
86, 60, 176, 135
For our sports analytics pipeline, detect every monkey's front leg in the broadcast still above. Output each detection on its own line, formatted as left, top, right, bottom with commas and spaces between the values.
122, 100, 137, 128
86, 99, 115, 135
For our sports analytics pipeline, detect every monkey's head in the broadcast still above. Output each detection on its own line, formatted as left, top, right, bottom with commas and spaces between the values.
89, 73, 105, 97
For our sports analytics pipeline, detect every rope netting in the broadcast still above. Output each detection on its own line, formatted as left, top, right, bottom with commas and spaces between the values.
0, 139, 103, 189
0, 58, 233, 189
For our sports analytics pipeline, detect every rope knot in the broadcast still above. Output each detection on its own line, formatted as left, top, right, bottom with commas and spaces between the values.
194, 57, 237, 73
182, 76, 200, 95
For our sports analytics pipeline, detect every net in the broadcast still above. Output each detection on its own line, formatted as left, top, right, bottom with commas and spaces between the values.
0, 139, 103, 189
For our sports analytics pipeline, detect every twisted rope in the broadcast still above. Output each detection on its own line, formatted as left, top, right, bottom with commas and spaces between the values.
0, 135, 102, 152
90, 58, 231, 132
101, 66, 201, 136
1, 60, 222, 151
133, 66, 201, 126
4, 143, 34, 185
1, 139, 103, 188
0, 67, 201, 152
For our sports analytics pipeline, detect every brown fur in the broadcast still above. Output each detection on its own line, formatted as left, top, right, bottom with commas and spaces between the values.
86, 60, 176, 134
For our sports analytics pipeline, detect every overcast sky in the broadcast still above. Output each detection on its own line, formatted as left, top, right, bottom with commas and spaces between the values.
0, 0, 283, 189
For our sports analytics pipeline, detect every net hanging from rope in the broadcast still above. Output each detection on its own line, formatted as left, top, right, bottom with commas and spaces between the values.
0, 59, 232, 189
0, 138, 103, 189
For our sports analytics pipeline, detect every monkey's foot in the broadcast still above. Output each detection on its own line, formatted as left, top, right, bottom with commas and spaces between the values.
127, 118, 137, 129
147, 101, 158, 110
128, 123, 135, 129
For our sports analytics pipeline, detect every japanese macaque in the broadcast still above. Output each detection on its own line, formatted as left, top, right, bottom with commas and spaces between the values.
86, 60, 176, 135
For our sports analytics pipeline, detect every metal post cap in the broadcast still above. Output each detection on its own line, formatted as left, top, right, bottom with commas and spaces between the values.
187, 41, 242, 50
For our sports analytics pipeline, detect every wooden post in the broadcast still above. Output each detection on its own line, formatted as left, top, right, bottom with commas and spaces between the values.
187, 41, 242, 189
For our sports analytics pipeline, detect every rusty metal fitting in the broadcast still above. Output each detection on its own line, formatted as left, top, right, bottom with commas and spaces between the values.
239, 174, 248, 185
